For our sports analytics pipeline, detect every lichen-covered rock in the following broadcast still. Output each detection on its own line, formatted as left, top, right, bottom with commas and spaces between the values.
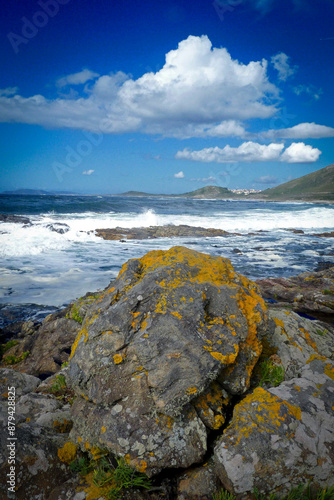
67, 246, 268, 476
214, 356, 334, 498
267, 309, 334, 380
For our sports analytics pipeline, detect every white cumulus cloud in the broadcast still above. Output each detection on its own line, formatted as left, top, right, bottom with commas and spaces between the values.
56, 69, 100, 88
271, 53, 297, 81
0, 36, 279, 138
174, 171, 185, 178
280, 143, 321, 163
176, 142, 284, 163
82, 169, 94, 175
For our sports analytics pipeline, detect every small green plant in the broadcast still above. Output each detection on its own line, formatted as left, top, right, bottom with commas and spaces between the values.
0, 340, 19, 357
3, 351, 29, 365
322, 289, 334, 296
315, 328, 328, 336
213, 489, 236, 500
50, 374, 67, 394
70, 304, 83, 324
61, 361, 69, 368
254, 484, 334, 500
70, 456, 93, 476
259, 359, 285, 388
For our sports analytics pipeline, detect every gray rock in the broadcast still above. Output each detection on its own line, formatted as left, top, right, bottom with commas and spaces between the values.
214, 356, 334, 497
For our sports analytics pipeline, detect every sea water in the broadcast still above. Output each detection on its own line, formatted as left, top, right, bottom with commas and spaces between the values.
0, 194, 333, 326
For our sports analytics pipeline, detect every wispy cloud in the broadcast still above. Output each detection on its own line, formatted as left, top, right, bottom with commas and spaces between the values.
176, 141, 321, 164
271, 53, 297, 81
263, 122, 334, 139
0, 87, 19, 97
0, 36, 279, 138
56, 69, 100, 88
174, 171, 184, 178
82, 169, 94, 175
255, 175, 279, 184
293, 84, 323, 100
190, 176, 218, 184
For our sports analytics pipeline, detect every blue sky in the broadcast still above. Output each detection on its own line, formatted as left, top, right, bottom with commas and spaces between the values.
0, 0, 333, 194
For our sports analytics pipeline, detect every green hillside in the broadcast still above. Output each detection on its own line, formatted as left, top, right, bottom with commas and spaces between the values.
120, 185, 236, 199
181, 185, 236, 199
256, 164, 334, 202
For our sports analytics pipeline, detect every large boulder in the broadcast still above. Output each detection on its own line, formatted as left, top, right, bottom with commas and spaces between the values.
214, 356, 334, 497
67, 246, 268, 476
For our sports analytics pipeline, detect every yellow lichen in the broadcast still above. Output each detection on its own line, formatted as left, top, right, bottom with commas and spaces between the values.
58, 442, 77, 464
101, 427, 106, 434
210, 347, 239, 365
186, 386, 198, 395
113, 354, 124, 364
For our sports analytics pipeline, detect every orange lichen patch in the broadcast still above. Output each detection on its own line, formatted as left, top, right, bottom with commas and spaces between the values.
325, 363, 334, 381
210, 347, 239, 365
156, 413, 175, 432
141, 319, 148, 330
293, 385, 301, 392
186, 386, 198, 395
101, 426, 106, 434
166, 352, 181, 359
229, 387, 301, 445
299, 328, 319, 353
90, 446, 106, 460
113, 354, 124, 364
307, 353, 327, 364
171, 311, 182, 320
85, 441, 91, 450
1, 392, 8, 398
213, 414, 226, 429
57, 442, 77, 464
82, 471, 116, 500
26, 417, 31, 422
274, 317, 285, 328
203, 345, 213, 352
53, 419, 72, 433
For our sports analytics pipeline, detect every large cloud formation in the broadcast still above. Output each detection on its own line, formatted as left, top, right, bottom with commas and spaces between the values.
176, 141, 321, 163
0, 35, 278, 137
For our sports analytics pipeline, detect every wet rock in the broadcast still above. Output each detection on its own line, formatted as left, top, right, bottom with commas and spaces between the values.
0, 213, 31, 224
256, 266, 334, 316
312, 231, 334, 238
46, 223, 70, 234
214, 356, 334, 497
67, 246, 268, 476
95, 224, 238, 240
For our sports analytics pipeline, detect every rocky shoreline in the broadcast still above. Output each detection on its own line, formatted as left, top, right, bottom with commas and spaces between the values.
1, 247, 334, 499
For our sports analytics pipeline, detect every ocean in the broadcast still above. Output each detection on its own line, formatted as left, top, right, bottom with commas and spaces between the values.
1, 194, 334, 327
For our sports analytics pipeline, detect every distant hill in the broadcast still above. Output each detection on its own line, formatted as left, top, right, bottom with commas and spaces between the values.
120, 185, 236, 199
254, 164, 334, 202
1, 189, 77, 195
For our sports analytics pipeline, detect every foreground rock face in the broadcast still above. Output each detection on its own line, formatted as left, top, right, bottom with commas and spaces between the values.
68, 246, 268, 476
95, 224, 236, 240
0, 369, 72, 499
256, 266, 334, 316
214, 356, 334, 497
